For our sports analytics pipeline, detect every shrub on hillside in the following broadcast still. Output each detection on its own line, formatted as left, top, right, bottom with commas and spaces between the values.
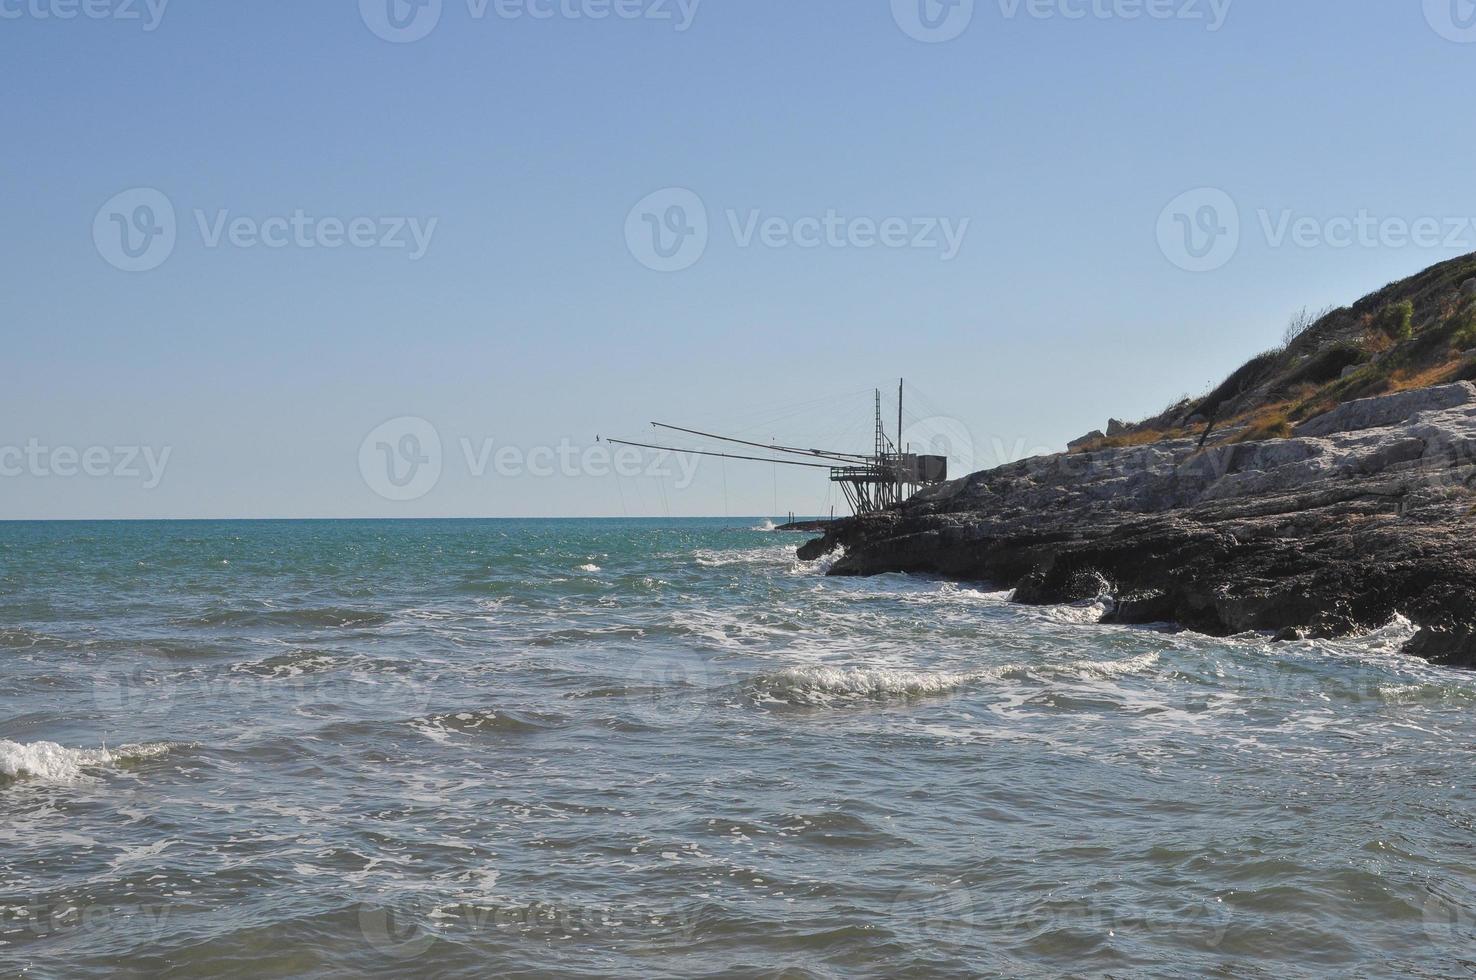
1374, 301, 1415, 341
1284, 342, 1367, 386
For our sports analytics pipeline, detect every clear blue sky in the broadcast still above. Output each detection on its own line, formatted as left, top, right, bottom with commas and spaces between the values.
5, 0, 1475, 518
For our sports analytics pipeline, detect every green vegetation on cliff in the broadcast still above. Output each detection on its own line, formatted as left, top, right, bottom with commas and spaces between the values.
1077, 254, 1476, 452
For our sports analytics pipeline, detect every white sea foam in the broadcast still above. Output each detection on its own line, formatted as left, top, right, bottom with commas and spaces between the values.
1039, 600, 1113, 625
1349, 614, 1420, 653
0, 740, 175, 786
692, 544, 795, 569
798, 546, 844, 577
751, 665, 1007, 706
1055, 650, 1162, 679
577, 564, 603, 573
231, 651, 348, 679
751, 649, 1164, 707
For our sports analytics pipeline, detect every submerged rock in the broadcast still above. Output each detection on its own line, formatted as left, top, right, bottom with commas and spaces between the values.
799, 384, 1476, 667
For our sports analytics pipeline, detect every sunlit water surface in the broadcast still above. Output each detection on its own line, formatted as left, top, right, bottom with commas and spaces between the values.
1, 520, 1473, 978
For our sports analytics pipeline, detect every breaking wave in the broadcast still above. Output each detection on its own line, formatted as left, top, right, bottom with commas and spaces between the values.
1039, 599, 1114, 625
1043, 650, 1162, 680
748, 650, 1164, 707
230, 649, 351, 679
0, 740, 178, 787
1349, 614, 1420, 652
409, 709, 568, 742
749, 665, 1008, 706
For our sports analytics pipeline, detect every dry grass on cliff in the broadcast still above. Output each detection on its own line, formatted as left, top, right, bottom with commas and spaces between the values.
1232, 403, 1295, 443
1082, 254, 1476, 455
1387, 353, 1474, 393
1070, 428, 1178, 453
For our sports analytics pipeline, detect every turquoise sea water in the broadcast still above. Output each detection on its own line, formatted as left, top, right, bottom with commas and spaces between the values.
1, 519, 1474, 978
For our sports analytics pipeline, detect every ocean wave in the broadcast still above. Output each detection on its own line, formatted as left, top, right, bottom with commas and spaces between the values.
179, 607, 393, 630
797, 546, 845, 577
1038, 600, 1113, 625
1346, 614, 1420, 653
230, 650, 352, 679
576, 563, 603, 573
749, 665, 1007, 706
409, 709, 568, 742
748, 648, 1165, 708
0, 740, 177, 787
1041, 650, 1162, 680
692, 545, 798, 569
0, 626, 66, 651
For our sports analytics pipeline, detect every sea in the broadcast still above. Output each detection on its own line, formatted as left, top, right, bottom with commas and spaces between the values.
1, 519, 1474, 978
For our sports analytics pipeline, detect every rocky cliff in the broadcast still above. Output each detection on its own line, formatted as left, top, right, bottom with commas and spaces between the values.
799, 381, 1476, 668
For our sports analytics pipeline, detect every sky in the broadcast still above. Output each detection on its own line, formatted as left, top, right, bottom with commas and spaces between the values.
4, 0, 1476, 519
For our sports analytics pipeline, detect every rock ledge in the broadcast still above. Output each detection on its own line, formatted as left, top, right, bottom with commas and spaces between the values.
799, 384, 1476, 667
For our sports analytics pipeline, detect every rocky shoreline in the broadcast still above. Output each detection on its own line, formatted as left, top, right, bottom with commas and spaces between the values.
798, 382, 1476, 668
